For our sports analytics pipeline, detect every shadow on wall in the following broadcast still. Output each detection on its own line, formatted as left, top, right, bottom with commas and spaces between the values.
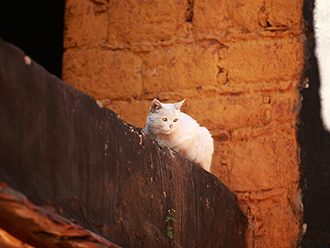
299, 0, 330, 246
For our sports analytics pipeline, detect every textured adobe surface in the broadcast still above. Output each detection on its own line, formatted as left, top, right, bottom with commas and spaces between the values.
0, 39, 246, 248
62, 0, 305, 246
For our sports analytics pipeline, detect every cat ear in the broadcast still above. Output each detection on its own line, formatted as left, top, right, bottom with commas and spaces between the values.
150, 99, 162, 112
174, 99, 185, 110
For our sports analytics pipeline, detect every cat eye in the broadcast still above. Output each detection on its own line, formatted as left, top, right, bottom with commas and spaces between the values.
173, 118, 178, 122
162, 118, 167, 122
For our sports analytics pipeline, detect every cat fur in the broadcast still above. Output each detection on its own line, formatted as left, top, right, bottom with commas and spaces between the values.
145, 99, 214, 172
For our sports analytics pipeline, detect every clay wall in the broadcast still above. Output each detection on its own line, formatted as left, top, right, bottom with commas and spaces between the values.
62, 0, 305, 247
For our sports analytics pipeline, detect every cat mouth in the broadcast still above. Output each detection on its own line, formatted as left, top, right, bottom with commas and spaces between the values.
163, 129, 173, 134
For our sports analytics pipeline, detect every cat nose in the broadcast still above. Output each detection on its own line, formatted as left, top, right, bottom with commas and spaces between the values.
169, 124, 173, 129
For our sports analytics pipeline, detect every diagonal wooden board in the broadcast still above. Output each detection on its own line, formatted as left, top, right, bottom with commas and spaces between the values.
0, 38, 247, 248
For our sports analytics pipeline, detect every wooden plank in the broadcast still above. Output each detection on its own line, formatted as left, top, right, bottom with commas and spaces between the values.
0, 38, 247, 247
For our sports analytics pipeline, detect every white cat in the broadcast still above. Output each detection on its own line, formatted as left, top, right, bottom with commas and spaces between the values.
145, 99, 214, 172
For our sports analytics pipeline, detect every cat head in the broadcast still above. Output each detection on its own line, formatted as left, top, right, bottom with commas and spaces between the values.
147, 99, 185, 135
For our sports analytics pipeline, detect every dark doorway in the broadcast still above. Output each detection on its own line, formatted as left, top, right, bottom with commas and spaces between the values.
0, 1, 65, 78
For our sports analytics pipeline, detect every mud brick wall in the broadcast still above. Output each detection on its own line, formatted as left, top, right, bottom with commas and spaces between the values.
62, 0, 305, 247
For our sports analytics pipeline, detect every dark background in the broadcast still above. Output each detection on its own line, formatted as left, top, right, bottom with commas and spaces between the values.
1, 0, 330, 247
299, 0, 330, 247
0, 1, 65, 78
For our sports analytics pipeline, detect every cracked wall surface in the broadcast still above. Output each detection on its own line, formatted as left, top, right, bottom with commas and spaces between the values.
62, 0, 305, 247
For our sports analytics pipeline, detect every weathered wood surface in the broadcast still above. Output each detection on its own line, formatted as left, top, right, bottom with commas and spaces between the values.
0, 181, 121, 248
0, 38, 247, 247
